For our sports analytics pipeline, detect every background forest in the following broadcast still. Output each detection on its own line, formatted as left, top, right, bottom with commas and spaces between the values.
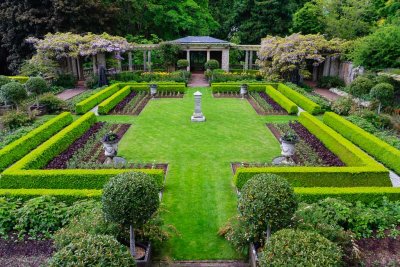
0, 0, 399, 74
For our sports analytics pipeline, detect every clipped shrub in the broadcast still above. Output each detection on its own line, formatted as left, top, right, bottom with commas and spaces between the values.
238, 174, 297, 245
205, 59, 220, 70
39, 93, 66, 113
48, 234, 136, 267
85, 74, 99, 89
177, 59, 189, 69
332, 96, 353, 115
369, 82, 394, 113
0, 81, 27, 109
348, 76, 374, 97
259, 229, 342, 267
13, 196, 67, 239
0, 112, 72, 171
276, 83, 322, 114
75, 84, 121, 114
53, 74, 76, 88
25, 76, 48, 106
1, 110, 34, 131
0, 75, 11, 87
102, 172, 160, 256
265, 85, 298, 114
8, 76, 29, 84
324, 112, 400, 174
317, 76, 345, 89
98, 85, 131, 115
211, 83, 274, 93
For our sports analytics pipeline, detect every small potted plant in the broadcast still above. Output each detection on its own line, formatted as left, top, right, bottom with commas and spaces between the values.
280, 132, 298, 158
240, 84, 248, 98
149, 84, 158, 98
102, 132, 120, 158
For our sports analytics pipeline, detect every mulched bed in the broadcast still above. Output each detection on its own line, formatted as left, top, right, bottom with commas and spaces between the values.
0, 234, 55, 267
213, 93, 242, 98
356, 236, 400, 266
258, 92, 286, 113
112, 91, 137, 113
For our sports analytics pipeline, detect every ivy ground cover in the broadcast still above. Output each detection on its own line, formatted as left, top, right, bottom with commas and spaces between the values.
116, 87, 283, 260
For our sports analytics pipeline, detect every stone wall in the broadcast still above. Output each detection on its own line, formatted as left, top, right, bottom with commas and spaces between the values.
316, 57, 364, 85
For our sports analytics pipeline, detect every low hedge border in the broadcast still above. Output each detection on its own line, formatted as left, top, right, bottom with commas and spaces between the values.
0, 112, 73, 172
295, 187, 400, 203
266, 85, 298, 114
276, 84, 322, 114
5, 112, 97, 171
233, 166, 391, 190
0, 169, 164, 190
8, 76, 29, 83
75, 84, 121, 114
0, 189, 102, 204
125, 83, 186, 94
298, 112, 380, 167
323, 112, 400, 174
211, 82, 279, 94
98, 85, 131, 115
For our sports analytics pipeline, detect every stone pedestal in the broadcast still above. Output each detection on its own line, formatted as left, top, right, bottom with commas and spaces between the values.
191, 91, 206, 122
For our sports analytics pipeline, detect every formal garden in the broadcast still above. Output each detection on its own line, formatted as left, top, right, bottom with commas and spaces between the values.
1, 1, 400, 266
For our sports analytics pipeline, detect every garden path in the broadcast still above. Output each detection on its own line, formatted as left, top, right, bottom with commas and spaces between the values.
56, 88, 86, 101
115, 88, 283, 260
188, 73, 209, 87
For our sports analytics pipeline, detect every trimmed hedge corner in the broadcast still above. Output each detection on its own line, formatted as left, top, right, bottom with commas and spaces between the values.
276, 84, 322, 114
0, 112, 73, 172
5, 112, 97, 171
75, 84, 121, 114
98, 85, 131, 115
323, 112, 400, 174
266, 85, 298, 114
8, 76, 29, 84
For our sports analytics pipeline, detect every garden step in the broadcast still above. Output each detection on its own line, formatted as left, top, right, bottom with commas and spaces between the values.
153, 260, 249, 267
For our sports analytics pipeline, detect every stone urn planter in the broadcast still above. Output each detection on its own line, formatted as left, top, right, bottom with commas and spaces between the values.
135, 242, 152, 267
280, 132, 298, 157
240, 84, 248, 98
150, 84, 158, 98
101, 132, 120, 162
29, 104, 47, 116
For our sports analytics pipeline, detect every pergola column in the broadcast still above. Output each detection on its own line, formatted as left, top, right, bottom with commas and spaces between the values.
249, 51, 253, 70
71, 57, 78, 78
128, 52, 133, 71
143, 51, 147, 71
244, 50, 249, 70
207, 50, 210, 61
186, 50, 190, 72
92, 55, 97, 75
76, 57, 82, 80
147, 51, 152, 72
221, 49, 230, 71
116, 52, 122, 73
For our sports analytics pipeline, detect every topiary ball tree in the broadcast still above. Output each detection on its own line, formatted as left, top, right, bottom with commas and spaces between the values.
238, 173, 297, 245
177, 59, 189, 70
102, 172, 160, 257
259, 229, 342, 267
370, 82, 394, 114
0, 82, 27, 110
204, 59, 220, 70
348, 76, 374, 98
25, 76, 48, 107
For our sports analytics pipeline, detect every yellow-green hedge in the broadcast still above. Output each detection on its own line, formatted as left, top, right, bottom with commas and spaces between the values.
323, 112, 400, 174
98, 85, 131, 115
8, 76, 29, 84
211, 83, 278, 93
266, 85, 298, 114
0, 112, 73, 172
5, 112, 97, 171
75, 84, 121, 114
276, 84, 322, 114
298, 112, 379, 167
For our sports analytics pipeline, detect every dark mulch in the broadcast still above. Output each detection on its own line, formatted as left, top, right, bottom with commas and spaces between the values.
0, 234, 55, 267
111, 91, 137, 114
356, 236, 400, 266
133, 96, 150, 115
212, 93, 242, 98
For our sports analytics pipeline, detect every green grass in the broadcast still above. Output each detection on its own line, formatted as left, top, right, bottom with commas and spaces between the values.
117, 88, 284, 260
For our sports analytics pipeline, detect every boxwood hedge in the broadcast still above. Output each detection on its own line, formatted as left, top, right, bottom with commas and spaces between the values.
8, 76, 29, 84
75, 84, 121, 114
266, 85, 298, 114
323, 112, 400, 174
276, 84, 322, 114
0, 112, 73, 172
211, 83, 277, 93
98, 85, 131, 115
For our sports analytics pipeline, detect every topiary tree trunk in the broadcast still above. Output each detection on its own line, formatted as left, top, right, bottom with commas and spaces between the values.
130, 224, 136, 257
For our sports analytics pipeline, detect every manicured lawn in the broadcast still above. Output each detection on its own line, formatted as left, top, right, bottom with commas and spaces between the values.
116, 87, 286, 260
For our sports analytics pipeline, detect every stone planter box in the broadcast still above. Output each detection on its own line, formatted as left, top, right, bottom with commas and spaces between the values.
30, 104, 47, 116
136, 242, 151, 267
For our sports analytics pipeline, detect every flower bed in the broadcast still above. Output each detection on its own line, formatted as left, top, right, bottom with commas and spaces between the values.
257, 92, 286, 113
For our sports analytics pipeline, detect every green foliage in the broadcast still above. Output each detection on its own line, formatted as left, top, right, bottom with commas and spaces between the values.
291, 2, 325, 34
13, 196, 67, 239
177, 59, 189, 69
39, 93, 66, 113
8, 76, 29, 84
276, 83, 322, 114
0, 76, 11, 87
98, 86, 131, 115
370, 82, 394, 107
284, 82, 331, 112
0, 112, 72, 171
20, 55, 59, 80
75, 84, 121, 114
317, 76, 345, 89
0, 110, 34, 131
239, 174, 297, 245
102, 172, 160, 227
0, 197, 21, 237
350, 25, 400, 69
323, 112, 400, 174
48, 234, 136, 267
211, 83, 275, 93
332, 96, 353, 115
265, 85, 298, 114
85, 74, 99, 89
259, 229, 342, 266
204, 59, 220, 70
348, 76, 375, 97
25, 76, 48, 96
158, 43, 180, 70
0, 82, 27, 107
53, 73, 76, 88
